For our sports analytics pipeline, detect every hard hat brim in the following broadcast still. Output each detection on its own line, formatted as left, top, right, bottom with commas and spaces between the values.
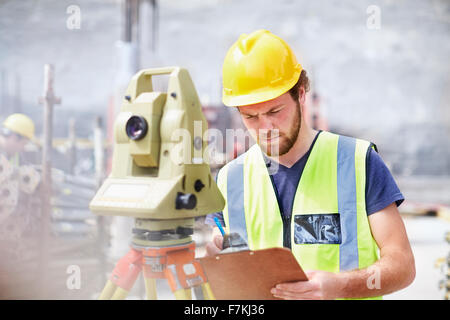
222, 71, 301, 107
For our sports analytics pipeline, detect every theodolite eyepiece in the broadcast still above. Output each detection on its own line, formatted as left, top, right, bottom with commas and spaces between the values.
175, 192, 197, 210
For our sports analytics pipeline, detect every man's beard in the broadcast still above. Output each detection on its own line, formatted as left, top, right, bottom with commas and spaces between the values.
259, 102, 302, 157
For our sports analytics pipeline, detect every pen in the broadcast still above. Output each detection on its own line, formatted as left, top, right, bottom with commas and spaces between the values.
214, 217, 226, 236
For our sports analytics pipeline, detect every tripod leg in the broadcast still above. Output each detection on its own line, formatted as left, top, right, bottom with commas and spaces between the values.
201, 282, 215, 300
98, 280, 118, 300
174, 288, 192, 300
111, 287, 130, 300
99, 248, 142, 300
144, 278, 157, 300
99, 279, 136, 300
142, 265, 158, 300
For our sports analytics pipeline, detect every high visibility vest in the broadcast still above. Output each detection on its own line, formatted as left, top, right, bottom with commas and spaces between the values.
217, 131, 381, 299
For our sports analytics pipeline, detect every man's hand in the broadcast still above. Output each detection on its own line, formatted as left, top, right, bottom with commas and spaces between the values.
205, 234, 224, 256
270, 270, 343, 300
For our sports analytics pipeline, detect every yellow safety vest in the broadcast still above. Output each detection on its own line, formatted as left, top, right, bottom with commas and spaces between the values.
217, 131, 381, 299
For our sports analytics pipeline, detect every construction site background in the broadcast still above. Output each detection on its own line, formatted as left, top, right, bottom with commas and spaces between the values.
0, 0, 449, 300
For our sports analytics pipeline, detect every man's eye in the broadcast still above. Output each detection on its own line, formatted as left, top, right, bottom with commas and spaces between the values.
245, 115, 256, 119
270, 110, 281, 114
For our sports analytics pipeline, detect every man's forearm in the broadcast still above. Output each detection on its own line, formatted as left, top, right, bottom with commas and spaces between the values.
335, 250, 415, 299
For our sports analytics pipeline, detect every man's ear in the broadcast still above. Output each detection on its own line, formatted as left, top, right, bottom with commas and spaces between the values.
298, 86, 306, 106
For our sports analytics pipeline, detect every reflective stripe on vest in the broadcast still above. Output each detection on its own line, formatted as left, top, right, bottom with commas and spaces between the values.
337, 135, 358, 271
226, 153, 248, 244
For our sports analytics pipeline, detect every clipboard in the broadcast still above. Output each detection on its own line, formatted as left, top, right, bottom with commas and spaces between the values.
198, 247, 308, 300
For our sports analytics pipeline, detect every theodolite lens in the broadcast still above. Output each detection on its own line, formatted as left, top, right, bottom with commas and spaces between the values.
126, 115, 148, 140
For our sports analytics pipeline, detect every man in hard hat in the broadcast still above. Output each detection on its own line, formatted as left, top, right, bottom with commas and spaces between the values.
205, 30, 415, 299
0, 113, 35, 165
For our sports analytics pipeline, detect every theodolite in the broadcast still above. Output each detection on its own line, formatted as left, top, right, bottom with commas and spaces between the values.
89, 67, 225, 300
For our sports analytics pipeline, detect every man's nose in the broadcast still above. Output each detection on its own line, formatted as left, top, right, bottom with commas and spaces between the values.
258, 115, 275, 131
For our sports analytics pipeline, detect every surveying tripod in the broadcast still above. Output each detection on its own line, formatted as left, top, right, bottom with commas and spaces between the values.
99, 218, 214, 300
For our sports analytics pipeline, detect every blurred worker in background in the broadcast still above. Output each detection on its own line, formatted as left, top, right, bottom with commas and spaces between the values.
0, 113, 39, 263
205, 30, 415, 300
0, 113, 35, 165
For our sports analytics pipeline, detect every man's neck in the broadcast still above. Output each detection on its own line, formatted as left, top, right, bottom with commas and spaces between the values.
267, 124, 318, 168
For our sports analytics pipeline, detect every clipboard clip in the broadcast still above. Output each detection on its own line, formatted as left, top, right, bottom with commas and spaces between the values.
221, 232, 249, 253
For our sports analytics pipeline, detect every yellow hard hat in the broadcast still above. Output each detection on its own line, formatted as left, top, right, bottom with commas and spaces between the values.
222, 29, 302, 107
2, 113, 35, 140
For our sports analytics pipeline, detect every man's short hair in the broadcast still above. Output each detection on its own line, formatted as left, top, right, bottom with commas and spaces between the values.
288, 70, 310, 103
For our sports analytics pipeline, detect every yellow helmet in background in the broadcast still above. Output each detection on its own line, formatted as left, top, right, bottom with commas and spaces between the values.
222, 29, 302, 107
2, 113, 35, 140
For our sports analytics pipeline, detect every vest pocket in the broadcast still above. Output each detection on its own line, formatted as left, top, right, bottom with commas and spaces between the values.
293, 214, 341, 244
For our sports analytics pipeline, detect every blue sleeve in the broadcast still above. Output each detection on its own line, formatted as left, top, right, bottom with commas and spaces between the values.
204, 170, 226, 227
365, 148, 405, 216
204, 211, 225, 227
